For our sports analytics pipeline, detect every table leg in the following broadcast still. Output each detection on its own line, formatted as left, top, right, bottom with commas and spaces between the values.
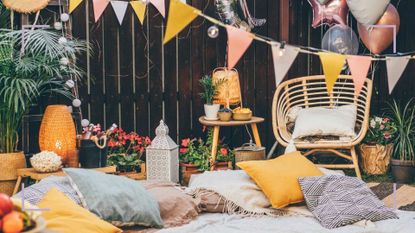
251, 123, 262, 147
13, 176, 22, 195
210, 126, 220, 171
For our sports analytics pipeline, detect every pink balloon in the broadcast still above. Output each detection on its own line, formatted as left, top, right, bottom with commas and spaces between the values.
308, 0, 349, 28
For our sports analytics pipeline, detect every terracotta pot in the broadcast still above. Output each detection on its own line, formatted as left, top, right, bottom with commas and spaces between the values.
180, 163, 202, 186
359, 144, 393, 175
391, 159, 415, 184
0, 152, 27, 195
213, 161, 233, 171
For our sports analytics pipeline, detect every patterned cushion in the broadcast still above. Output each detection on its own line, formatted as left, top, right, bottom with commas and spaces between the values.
14, 176, 81, 206
299, 175, 398, 229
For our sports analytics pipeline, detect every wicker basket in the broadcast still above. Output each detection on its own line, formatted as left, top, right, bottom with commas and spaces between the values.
0, 152, 27, 195
212, 68, 242, 107
234, 142, 265, 169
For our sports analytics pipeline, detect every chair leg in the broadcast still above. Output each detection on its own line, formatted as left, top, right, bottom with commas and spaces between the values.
350, 147, 362, 179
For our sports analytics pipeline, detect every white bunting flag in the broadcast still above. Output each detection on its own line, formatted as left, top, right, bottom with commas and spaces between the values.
111, 1, 129, 25
271, 43, 299, 87
386, 56, 410, 94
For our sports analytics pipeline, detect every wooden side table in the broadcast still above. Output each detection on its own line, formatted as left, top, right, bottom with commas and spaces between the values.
13, 166, 116, 195
199, 116, 265, 171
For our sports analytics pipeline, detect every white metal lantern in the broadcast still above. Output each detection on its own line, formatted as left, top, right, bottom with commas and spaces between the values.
146, 120, 179, 183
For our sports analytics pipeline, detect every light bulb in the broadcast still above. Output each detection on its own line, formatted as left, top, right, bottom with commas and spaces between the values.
279, 48, 285, 57
58, 37, 68, 44
65, 80, 75, 88
81, 119, 90, 127
54, 22, 63, 30
140, 0, 149, 4
60, 13, 70, 22
60, 57, 69, 66
72, 98, 82, 107
207, 25, 219, 38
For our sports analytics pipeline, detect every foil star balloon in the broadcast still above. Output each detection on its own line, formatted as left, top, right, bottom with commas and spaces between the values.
308, 0, 349, 28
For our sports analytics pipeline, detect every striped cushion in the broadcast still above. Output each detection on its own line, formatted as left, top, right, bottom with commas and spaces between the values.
14, 176, 82, 206
299, 175, 398, 229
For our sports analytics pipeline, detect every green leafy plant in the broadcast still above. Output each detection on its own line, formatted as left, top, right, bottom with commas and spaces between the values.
0, 29, 87, 153
388, 99, 415, 161
199, 75, 225, 105
363, 116, 397, 145
179, 138, 210, 171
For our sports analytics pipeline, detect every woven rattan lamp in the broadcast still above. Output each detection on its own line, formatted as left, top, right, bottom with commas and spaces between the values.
39, 105, 77, 166
212, 67, 242, 108
2, 0, 50, 13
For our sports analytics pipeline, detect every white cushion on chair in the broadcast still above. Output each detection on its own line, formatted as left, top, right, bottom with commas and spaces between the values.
291, 105, 357, 139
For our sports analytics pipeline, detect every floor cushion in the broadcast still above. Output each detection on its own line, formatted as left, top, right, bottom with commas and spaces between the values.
38, 188, 121, 233
237, 151, 323, 208
64, 168, 163, 228
299, 175, 398, 229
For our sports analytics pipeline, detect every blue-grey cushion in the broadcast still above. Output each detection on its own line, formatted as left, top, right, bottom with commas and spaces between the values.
63, 168, 163, 228
14, 176, 81, 205
299, 175, 398, 229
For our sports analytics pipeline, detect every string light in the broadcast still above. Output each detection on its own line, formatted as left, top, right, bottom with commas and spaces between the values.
207, 25, 219, 38
279, 41, 286, 57
60, 13, 70, 22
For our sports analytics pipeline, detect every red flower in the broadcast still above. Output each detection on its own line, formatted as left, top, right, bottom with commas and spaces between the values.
108, 140, 115, 147
145, 137, 151, 145
220, 148, 228, 156
180, 148, 188, 154
383, 118, 390, 123
181, 138, 190, 147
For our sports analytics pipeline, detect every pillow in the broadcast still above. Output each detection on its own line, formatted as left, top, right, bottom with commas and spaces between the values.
64, 168, 163, 228
291, 105, 357, 139
237, 151, 323, 208
38, 188, 121, 233
14, 176, 81, 206
140, 181, 200, 228
299, 175, 398, 229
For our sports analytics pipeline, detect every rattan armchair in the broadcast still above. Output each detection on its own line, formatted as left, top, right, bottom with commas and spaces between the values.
272, 75, 373, 178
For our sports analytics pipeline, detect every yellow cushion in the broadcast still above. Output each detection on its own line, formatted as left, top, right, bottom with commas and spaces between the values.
38, 188, 122, 233
237, 151, 323, 209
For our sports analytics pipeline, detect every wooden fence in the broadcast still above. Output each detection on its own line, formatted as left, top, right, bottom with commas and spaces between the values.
66, 0, 415, 150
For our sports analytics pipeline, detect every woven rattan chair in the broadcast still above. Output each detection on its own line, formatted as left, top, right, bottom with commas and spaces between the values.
272, 75, 373, 178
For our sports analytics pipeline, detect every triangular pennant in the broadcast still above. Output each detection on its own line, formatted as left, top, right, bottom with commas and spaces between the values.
386, 56, 410, 94
271, 43, 299, 87
318, 52, 346, 93
92, 0, 110, 22
149, 0, 166, 18
163, 0, 200, 44
130, 1, 147, 25
226, 26, 253, 69
110, 1, 129, 25
346, 55, 372, 95
69, 0, 83, 13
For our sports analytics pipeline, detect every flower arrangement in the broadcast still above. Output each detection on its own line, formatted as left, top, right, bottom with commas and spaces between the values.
179, 138, 210, 171
363, 116, 397, 145
216, 145, 234, 162
107, 127, 151, 172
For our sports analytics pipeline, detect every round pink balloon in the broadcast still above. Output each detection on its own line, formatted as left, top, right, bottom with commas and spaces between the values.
308, 0, 349, 28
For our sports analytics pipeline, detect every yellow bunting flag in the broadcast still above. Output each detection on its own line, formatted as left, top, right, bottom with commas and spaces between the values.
69, 0, 83, 13
163, 0, 201, 44
130, 1, 147, 25
318, 52, 346, 93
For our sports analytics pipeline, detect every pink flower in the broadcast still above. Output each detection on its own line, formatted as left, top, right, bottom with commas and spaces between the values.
383, 118, 390, 123
380, 124, 385, 130
180, 148, 188, 154
181, 138, 190, 147
384, 131, 391, 139
145, 137, 151, 145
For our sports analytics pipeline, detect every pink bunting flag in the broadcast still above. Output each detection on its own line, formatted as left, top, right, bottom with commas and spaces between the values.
110, 1, 129, 25
149, 0, 166, 18
346, 55, 372, 95
386, 56, 410, 94
226, 26, 253, 69
93, 0, 109, 22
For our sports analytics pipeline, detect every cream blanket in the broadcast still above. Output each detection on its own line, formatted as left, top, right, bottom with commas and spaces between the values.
186, 170, 287, 216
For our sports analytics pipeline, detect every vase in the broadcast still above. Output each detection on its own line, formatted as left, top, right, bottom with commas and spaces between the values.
359, 144, 393, 175
204, 104, 220, 120
180, 163, 203, 186
0, 152, 27, 195
79, 139, 108, 168
391, 159, 415, 184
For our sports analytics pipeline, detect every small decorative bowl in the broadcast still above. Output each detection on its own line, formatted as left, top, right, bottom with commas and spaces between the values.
30, 151, 62, 173
218, 111, 232, 121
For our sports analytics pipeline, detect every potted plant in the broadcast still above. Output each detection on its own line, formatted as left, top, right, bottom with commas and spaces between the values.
389, 100, 415, 184
214, 145, 234, 170
359, 116, 397, 174
107, 128, 151, 173
179, 138, 210, 185
0, 29, 86, 195
199, 75, 225, 120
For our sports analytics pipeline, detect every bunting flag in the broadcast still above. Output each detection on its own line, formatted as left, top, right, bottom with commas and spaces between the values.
318, 52, 346, 93
163, 0, 200, 44
386, 56, 410, 94
130, 1, 147, 25
226, 26, 253, 69
271, 43, 299, 87
93, 0, 110, 22
69, 0, 83, 13
346, 55, 372, 95
149, 0, 166, 18
110, 1, 129, 25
